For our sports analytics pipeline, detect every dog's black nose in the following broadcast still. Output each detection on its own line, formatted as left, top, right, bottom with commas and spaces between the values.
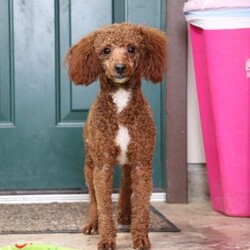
114, 64, 126, 74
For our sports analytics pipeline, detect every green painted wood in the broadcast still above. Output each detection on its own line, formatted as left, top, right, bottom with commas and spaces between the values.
126, 0, 166, 189
112, 0, 126, 23
0, 0, 166, 191
0, 0, 14, 126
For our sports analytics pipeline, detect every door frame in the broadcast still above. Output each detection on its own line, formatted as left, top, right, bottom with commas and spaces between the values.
165, 0, 188, 203
0, 0, 188, 203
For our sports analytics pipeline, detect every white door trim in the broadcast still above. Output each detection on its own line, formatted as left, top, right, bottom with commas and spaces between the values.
0, 192, 166, 204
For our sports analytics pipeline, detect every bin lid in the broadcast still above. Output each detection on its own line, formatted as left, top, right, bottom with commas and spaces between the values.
184, 1, 250, 29
184, 0, 250, 12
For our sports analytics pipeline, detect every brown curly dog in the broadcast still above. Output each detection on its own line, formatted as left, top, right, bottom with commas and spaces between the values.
66, 22, 167, 250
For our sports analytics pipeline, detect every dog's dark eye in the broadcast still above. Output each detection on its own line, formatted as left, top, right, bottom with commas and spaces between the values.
128, 46, 136, 54
103, 48, 111, 55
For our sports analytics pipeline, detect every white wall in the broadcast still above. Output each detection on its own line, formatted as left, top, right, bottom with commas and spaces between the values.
187, 34, 206, 163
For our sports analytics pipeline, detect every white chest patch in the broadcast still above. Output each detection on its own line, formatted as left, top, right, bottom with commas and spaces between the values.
112, 89, 131, 113
115, 125, 130, 165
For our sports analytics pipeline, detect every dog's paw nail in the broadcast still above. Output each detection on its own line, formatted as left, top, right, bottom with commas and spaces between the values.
135, 246, 150, 250
98, 240, 116, 250
82, 223, 98, 235
133, 236, 151, 250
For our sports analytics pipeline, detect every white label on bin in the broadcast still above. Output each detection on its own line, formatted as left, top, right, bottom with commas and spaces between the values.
246, 59, 250, 78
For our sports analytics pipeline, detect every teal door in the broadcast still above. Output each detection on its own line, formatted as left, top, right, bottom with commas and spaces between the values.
0, 0, 166, 191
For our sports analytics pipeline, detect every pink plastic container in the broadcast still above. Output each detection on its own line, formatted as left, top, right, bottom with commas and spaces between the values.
190, 24, 250, 217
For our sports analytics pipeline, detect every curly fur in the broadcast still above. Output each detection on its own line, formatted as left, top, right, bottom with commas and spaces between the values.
66, 22, 167, 250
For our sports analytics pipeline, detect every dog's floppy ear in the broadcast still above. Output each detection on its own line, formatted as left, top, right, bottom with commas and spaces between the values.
139, 26, 167, 83
65, 31, 100, 85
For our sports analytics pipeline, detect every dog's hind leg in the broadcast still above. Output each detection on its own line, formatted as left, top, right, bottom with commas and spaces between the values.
83, 154, 98, 235
117, 164, 132, 225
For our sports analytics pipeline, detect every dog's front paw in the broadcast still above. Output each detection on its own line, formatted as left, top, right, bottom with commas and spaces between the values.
133, 235, 151, 250
82, 222, 98, 235
98, 238, 116, 250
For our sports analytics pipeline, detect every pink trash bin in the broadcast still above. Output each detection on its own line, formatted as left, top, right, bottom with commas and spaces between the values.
184, 2, 250, 217
190, 25, 250, 217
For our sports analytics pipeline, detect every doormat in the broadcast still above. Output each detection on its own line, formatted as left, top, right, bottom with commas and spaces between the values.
0, 203, 180, 234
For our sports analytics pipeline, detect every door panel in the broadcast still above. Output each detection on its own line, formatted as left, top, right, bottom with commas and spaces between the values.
56, 0, 112, 125
0, 0, 166, 191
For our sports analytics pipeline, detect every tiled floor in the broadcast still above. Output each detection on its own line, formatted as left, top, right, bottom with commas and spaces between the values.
1, 202, 249, 249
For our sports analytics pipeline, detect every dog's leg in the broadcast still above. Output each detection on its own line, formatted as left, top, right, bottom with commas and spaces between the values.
94, 164, 116, 250
83, 155, 98, 235
131, 164, 152, 250
117, 164, 132, 225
